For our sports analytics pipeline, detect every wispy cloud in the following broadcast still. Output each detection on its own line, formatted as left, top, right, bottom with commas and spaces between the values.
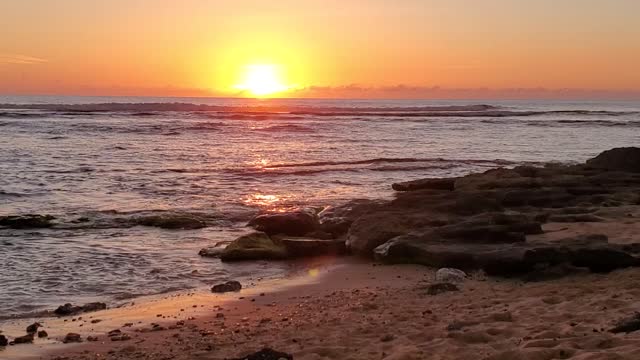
0, 54, 48, 65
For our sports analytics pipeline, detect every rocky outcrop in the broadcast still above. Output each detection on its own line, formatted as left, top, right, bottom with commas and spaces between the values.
586, 147, 640, 173
248, 209, 319, 236
135, 213, 207, 230
392, 177, 456, 192
318, 199, 385, 237
610, 313, 640, 334
375, 234, 640, 277
220, 232, 288, 262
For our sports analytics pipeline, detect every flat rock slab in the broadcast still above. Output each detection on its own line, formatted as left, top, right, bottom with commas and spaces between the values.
375, 234, 640, 278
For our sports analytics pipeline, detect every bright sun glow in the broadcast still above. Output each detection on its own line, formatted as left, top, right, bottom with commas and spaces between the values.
234, 64, 288, 97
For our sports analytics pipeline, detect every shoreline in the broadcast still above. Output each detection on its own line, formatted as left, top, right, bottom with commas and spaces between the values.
2, 147, 640, 359
4, 254, 640, 360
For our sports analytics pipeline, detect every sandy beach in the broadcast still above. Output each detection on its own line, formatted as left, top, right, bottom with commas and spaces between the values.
3, 256, 640, 360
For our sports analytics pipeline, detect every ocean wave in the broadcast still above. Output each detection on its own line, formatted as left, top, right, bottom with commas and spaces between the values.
263, 157, 515, 169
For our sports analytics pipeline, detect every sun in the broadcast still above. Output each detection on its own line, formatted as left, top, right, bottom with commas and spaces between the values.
234, 64, 288, 97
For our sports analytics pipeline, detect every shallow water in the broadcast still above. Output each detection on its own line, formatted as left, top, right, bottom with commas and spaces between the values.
1, 96, 639, 317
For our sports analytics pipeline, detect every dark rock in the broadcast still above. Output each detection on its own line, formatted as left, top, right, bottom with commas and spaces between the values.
231, 348, 293, 360
0, 214, 55, 229
318, 199, 385, 237
54, 303, 83, 316
54, 302, 107, 316
198, 246, 225, 258
393, 178, 456, 192
82, 302, 107, 312
13, 333, 34, 344
427, 282, 459, 295
587, 147, 640, 173
220, 232, 288, 262
375, 233, 640, 278
279, 237, 346, 257
346, 212, 414, 256
211, 281, 242, 293
37, 330, 48, 338
248, 209, 319, 236
26, 322, 41, 334
0, 335, 7, 346
136, 213, 207, 230
547, 214, 605, 223
610, 313, 640, 333
63, 333, 82, 343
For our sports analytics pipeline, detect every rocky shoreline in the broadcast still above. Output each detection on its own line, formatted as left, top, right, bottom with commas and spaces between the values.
203, 147, 640, 281
2, 147, 640, 359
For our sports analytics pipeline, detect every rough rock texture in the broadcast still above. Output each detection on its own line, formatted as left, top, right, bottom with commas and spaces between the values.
318, 199, 385, 237
220, 232, 288, 262
435, 268, 467, 283
362, 148, 640, 278
0, 335, 8, 346
198, 246, 225, 258
248, 209, 319, 236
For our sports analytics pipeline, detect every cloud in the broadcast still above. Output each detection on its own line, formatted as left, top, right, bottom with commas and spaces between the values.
0, 54, 48, 65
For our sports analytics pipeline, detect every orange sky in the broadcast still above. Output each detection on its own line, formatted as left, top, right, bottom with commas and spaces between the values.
1, 0, 639, 99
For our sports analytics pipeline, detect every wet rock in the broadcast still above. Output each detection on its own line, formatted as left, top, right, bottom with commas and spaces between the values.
198, 246, 225, 258
279, 237, 346, 257
435, 268, 467, 283
318, 200, 385, 238
346, 212, 413, 256
393, 177, 456, 192
220, 232, 288, 262
54, 302, 106, 316
587, 147, 640, 173
376, 233, 640, 278
248, 209, 319, 236
211, 280, 242, 293
63, 333, 82, 343
26, 322, 41, 334
427, 283, 459, 295
37, 330, 48, 338
0, 214, 55, 229
0, 335, 7, 346
82, 302, 107, 312
610, 313, 640, 333
136, 213, 207, 230
231, 348, 293, 360
13, 333, 34, 344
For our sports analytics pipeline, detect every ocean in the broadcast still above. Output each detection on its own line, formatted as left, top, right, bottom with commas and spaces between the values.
1, 96, 639, 318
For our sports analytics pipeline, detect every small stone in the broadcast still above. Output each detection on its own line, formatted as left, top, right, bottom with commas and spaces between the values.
13, 333, 34, 344
211, 281, 242, 293
63, 333, 82, 343
380, 334, 395, 342
231, 348, 293, 360
26, 322, 42, 334
87, 336, 99, 342
37, 330, 48, 338
435, 268, 467, 283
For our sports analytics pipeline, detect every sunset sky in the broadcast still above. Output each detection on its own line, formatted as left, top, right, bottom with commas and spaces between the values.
1, 0, 639, 99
